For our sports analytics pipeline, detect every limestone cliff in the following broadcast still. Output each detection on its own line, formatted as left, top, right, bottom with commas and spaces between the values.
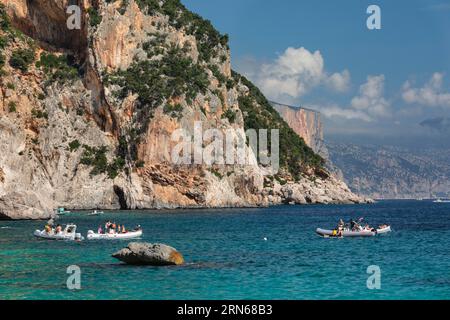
270, 101, 328, 158
0, 0, 367, 219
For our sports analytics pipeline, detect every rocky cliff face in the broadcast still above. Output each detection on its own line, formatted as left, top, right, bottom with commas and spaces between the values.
0, 0, 367, 219
270, 101, 328, 158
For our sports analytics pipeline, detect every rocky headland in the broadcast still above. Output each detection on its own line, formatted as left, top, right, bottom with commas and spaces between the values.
0, 0, 369, 220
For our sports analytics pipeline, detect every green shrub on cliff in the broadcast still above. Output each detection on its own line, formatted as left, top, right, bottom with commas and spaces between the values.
81, 146, 109, 176
87, 7, 102, 27
164, 103, 183, 119
36, 53, 79, 85
209, 64, 227, 86
69, 140, 81, 152
8, 101, 17, 113
0, 3, 11, 32
81, 144, 126, 179
31, 109, 48, 119
108, 45, 208, 110
0, 36, 7, 49
135, 0, 228, 62
232, 71, 325, 179
222, 108, 236, 124
9, 48, 35, 72
0, 52, 5, 69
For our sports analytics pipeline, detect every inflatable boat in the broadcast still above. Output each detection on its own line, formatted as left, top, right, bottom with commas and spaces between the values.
316, 225, 391, 238
34, 224, 84, 241
376, 225, 391, 234
87, 210, 104, 216
86, 229, 143, 240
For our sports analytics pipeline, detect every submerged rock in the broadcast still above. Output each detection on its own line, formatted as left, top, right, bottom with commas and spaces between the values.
112, 242, 184, 266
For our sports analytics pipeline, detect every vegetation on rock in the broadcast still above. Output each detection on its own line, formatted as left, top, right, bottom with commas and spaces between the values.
87, 7, 102, 27
9, 48, 35, 72
134, 0, 229, 62
80, 145, 125, 179
232, 71, 325, 180
163, 103, 184, 119
36, 53, 79, 86
0, 3, 10, 32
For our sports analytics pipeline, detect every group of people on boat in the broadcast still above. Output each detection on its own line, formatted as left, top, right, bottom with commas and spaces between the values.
98, 221, 128, 234
333, 218, 376, 237
43, 219, 67, 235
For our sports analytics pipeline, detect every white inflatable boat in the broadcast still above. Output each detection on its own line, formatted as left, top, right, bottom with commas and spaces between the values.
87, 210, 104, 216
316, 225, 391, 238
86, 229, 143, 240
34, 224, 84, 241
376, 225, 391, 234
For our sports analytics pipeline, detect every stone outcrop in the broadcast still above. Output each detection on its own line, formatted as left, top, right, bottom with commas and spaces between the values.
112, 242, 185, 266
0, 0, 367, 220
264, 175, 368, 205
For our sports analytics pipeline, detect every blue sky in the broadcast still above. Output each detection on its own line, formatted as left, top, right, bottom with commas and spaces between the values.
183, 0, 450, 147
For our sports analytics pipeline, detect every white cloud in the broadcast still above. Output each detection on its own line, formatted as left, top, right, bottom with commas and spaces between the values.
315, 75, 390, 122
351, 75, 390, 118
402, 72, 450, 108
325, 70, 351, 93
319, 104, 373, 122
251, 47, 350, 101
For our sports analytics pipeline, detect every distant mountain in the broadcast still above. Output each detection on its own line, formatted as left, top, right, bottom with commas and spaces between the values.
420, 117, 450, 133
328, 142, 450, 199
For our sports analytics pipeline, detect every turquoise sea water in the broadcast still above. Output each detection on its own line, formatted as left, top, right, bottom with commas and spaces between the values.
0, 200, 449, 300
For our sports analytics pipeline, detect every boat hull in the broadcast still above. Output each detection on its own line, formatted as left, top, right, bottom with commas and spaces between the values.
86, 230, 143, 240
33, 230, 84, 241
316, 226, 391, 237
376, 226, 391, 234
316, 228, 375, 237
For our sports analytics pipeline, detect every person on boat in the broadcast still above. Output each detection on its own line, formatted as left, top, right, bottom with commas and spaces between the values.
349, 219, 356, 230
44, 224, 52, 234
98, 225, 103, 234
55, 224, 62, 234
337, 225, 344, 237
121, 225, 126, 233
105, 221, 112, 233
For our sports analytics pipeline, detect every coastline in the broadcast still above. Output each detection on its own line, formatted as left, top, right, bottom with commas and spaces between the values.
0, 198, 374, 221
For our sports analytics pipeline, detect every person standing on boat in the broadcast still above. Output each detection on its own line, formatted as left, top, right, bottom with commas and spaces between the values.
98, 225, 103, 234
105, 221, 111, 233
349, 219, 356, 230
